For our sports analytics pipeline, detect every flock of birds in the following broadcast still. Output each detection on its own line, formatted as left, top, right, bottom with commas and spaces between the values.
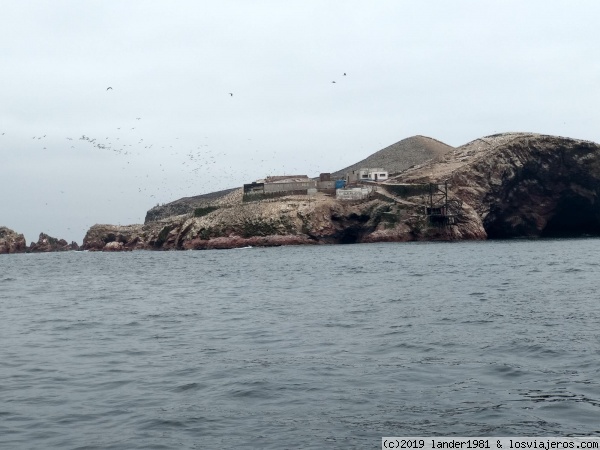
1, 72, 349, 208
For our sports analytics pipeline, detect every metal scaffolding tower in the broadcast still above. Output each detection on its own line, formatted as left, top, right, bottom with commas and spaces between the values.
426, 181, 462, 226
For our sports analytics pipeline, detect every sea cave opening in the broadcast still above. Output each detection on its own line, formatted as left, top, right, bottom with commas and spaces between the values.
338, 226, 361, 244
541, 196, 600, 237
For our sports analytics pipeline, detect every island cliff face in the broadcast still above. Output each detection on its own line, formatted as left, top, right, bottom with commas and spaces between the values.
400, 132, 600, 238
461, 135, 600, 238
83, 194, 417, 251
78, 132, 600, 251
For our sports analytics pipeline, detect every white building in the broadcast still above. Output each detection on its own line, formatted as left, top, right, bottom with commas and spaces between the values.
345, 168, 388, 183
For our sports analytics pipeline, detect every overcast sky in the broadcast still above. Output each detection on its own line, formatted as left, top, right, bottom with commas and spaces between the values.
2, 1, 599, 243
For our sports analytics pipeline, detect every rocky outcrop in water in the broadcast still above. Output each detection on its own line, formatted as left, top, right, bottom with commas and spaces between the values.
0, 227, 27, 254
1, 227, 80, 254
28, 233, 80, 252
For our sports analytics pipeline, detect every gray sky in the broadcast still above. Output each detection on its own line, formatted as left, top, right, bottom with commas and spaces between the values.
2, 1, 599, 243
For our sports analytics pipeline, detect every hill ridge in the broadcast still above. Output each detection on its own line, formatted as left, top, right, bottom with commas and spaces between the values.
330, 135, 454, 178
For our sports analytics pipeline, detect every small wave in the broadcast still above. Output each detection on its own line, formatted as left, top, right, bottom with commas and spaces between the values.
488, 364, 526, 378
172, 382, 206, 392
323, 322, 356, 328
518, 390, 600, 407
225, 380, 273, 399
89, 379, 133, 391
141, 418, 187, 430
53, 321, 102, 331
348, 309, 377, 314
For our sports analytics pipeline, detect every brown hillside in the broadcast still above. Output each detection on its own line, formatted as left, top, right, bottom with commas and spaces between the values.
330, 135, 454, 178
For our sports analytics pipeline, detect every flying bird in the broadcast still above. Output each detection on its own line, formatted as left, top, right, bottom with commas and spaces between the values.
106, 87, 113, 90
229, 93, 233, 96
332, 81, 336, 83
343, 73, 346, 76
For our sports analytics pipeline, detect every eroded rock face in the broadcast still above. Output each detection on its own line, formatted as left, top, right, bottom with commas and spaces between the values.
81, 192, 485, 252
0, 227, 27, 254
82, 224, 148, 251
449, 134, 600, 238
396, 132, 600, 238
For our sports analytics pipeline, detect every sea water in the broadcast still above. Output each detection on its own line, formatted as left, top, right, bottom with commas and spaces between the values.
1, 239, 599, 449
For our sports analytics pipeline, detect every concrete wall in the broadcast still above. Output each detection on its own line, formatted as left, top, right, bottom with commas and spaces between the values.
317, 180, 336, 190
243, 190, 310, 202
336, 187, 371, 201
264, 180, 317, 193
243, 182, 265, 194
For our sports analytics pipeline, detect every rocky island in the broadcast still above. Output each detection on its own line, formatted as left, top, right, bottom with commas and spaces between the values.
4, 132, 600, 254
80, 132, 600, 251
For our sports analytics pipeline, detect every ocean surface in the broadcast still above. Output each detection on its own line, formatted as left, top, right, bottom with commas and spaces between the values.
1, 239, 599, 449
